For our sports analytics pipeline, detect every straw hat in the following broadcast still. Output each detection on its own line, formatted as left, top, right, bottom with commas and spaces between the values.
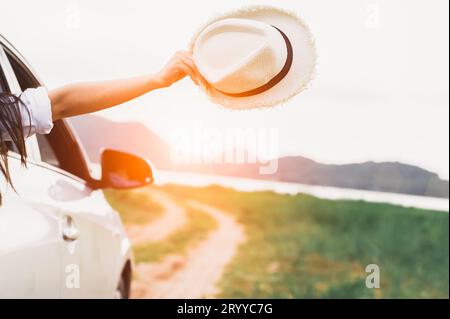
191, 6, 316, 109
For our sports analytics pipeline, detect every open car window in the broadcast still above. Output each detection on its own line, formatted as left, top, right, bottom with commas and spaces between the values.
0, 49, 19, 154
4, 46, 92, 182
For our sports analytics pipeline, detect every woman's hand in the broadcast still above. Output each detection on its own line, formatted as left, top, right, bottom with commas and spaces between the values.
155, 51, 201, 88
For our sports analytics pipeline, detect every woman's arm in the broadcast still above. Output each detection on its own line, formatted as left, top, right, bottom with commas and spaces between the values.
49, 51, 199, 121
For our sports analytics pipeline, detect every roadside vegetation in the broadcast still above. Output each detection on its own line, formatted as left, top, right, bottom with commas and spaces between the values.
159, 184, 449, 298
104, 188, 164, 225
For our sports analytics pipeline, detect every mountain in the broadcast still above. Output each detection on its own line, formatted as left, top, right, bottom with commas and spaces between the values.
268, 156, 449, 198
69, 114, 171, 167
69, 115, 449, 198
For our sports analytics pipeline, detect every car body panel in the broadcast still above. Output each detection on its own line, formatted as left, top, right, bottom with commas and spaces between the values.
0, 36, 133, 299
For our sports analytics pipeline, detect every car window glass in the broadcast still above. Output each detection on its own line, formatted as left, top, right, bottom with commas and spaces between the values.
6, 52, 38, 91
0, 64, 9, 92
35, 134, 61, 167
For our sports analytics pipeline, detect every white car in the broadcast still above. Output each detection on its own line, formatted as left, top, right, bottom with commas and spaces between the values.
0, 35, 154, 298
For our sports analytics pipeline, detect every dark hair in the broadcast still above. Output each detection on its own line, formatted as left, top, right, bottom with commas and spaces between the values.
0, 92, 30, 204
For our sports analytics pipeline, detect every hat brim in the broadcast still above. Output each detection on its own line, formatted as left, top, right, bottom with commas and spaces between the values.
190, 5, 317, 110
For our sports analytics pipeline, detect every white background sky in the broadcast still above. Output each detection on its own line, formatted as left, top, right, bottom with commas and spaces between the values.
1, 0, 449, 178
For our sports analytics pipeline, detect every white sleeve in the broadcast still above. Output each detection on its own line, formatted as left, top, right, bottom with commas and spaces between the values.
1, 87, 54, 141
19, 87, 54, 136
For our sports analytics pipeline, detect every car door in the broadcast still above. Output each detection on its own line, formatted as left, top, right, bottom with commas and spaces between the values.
0, 42, 123, 298
34, 122, 123, 299
0, 45, 61, 298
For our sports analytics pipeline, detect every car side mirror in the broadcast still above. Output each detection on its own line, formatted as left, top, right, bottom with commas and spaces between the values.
99, 149, 154, 189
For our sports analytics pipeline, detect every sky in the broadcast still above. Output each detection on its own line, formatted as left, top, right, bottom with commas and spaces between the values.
1, 0, 449, 178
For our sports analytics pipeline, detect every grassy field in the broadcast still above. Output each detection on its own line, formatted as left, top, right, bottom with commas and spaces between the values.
159, 184, 449, 299
104, 189, 164, 225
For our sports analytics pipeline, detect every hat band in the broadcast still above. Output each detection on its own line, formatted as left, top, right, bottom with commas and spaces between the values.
217, 26, 293, 98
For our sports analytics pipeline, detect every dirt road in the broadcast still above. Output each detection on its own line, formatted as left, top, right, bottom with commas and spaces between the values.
129, 193, 245, 299
125, 190, 187, 244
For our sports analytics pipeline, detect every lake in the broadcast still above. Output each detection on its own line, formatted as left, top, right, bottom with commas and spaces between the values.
156, 170, 449, 212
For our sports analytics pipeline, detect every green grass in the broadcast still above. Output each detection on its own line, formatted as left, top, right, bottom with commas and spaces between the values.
104, 188, 163, 225
159, 184, 449, 299
133, 207, 218, 263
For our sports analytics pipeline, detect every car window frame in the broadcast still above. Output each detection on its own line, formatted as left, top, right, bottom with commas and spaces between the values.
0, 39, 93, 185
0, 43, 41, 161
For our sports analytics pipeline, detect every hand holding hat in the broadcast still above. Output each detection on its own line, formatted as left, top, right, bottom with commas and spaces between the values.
190, 5, 317, 109
155, 50, 201, 88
